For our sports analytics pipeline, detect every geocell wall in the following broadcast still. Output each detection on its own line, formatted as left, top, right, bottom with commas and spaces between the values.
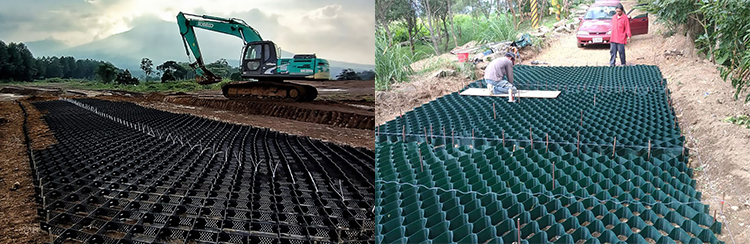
375, 65, 723, 244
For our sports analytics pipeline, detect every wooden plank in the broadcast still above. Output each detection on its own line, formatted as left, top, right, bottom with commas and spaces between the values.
459, 88, 561, 98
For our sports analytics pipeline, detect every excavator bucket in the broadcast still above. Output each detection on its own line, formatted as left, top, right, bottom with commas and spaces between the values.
195, 67, 223, 85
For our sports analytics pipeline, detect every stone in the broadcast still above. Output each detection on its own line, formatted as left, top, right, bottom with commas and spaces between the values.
554, 26, 571, 33
484, 52, 503, 62
731, 206, 739, 211
10, 181, 20, 191
432, 70, 455, 78
554, 20, 566, 28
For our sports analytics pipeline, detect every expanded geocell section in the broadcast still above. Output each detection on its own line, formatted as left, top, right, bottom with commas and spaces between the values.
31, 99, 374, 243
375, 65, 723, 244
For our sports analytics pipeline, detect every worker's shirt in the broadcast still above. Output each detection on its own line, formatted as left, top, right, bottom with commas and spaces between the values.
484, 58, 513, 84
611, 13, 631, 44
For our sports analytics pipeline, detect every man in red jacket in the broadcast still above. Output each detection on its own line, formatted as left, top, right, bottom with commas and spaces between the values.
610, 4, 631, 66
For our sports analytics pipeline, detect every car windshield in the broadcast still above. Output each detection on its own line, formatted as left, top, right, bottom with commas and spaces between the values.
584, 6, 617, 20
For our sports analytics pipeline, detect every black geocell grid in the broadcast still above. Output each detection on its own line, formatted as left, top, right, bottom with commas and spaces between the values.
31, 99, 374, 244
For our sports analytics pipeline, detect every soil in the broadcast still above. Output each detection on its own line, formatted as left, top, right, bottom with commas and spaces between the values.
2, 80, 374, 150
136, 99, 373, 150
0, 100, 55, 244
377, 1, 750, 242
155, 96, 373, 130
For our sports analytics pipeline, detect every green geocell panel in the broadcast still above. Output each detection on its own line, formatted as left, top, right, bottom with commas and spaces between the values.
375, 65, 723, 244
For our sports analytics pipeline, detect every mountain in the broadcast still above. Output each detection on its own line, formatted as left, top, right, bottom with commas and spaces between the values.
24, 38, 69, 57
22, 18, 374, 80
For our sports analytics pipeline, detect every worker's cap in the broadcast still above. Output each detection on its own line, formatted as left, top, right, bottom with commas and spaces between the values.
505, 52, 516, 59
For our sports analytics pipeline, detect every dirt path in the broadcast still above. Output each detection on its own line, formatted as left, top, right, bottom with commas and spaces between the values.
0, 100, 55, 243
517, 11, 750, 243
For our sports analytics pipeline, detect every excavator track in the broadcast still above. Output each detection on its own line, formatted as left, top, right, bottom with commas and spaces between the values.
221, 80, 318, 102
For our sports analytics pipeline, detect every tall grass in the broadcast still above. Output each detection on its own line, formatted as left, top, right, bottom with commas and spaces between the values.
377, 13, 525, 91
454, 14, 518, 45
376, 35, 420, 91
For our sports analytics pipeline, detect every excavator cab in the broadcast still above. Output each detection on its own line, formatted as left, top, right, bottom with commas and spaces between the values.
241, 41, 279, 78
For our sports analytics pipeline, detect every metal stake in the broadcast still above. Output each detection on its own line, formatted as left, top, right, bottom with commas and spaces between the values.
493, 103, 496, 119
418, 149, 424, 172
613, 136, 617, 158
517, 218, 522, 243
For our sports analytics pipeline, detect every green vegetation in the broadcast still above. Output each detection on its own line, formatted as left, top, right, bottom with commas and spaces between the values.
375, 0, 577, 91
723, 115, 750, 129
639, 0, 750, 102
14, 78, 231, 93
0, 39, 239, 89
375, 34, 418, 90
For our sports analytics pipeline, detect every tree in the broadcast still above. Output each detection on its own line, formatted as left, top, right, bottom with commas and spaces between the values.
45, 57, 64, 79
35, 58, 47, 79
422, 0, 441, 55
0, 41, 8, 80
116, 69, 139, 85
157, 60, 188, 82
446, 0, 459, 48
96, 62, 117, 83
206, 58, 232, 78
391, 0, 420, 53
230, 71, 243, 81
60, 56, 76, 78
356, 70, 376, 80
336, 68, 361, 80
376, 0, 396, 45
140, 58, 154, 81
178, 62, 195, 80
6, 43, 21, 80
17, 43, 37, 81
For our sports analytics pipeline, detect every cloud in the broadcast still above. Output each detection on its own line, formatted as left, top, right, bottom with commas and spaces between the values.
0, 0, 374, 65
276, 4, 375, 65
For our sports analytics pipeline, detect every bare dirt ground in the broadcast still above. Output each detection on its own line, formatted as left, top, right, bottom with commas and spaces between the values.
2, 80, 374, 150
0, 80, 372, 243
376, 3, 750, 242
0, 100, 55, 243
130, 99, 373, 149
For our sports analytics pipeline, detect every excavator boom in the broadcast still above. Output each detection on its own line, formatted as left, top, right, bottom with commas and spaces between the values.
177, 12, 263, 84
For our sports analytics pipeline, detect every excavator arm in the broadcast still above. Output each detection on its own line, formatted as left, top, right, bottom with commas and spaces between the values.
176, 12, 264, 84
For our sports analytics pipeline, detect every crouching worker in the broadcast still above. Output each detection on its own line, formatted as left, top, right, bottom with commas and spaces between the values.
483, 52, 518, 101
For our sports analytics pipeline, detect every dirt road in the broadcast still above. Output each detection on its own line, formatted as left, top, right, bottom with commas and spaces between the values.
516, 15, 750, 243
0, 100, 56, 243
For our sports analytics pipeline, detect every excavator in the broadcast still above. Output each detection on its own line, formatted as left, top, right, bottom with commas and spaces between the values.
177, 12, 330, 102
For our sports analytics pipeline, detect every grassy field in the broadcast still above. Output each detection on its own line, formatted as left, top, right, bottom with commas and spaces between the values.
5, 78, 231, 93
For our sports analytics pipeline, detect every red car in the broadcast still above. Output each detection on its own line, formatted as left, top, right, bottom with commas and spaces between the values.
576, 1, 649, 47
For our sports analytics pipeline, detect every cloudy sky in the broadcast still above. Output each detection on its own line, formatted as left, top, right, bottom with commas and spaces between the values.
0, 0, 375, 66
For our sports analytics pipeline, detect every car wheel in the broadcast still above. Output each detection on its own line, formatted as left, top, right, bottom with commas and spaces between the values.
577, 43, 584, 48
